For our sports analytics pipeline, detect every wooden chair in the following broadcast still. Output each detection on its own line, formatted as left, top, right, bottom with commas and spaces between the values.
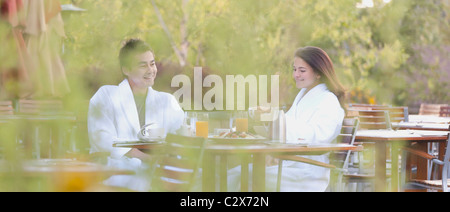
440, 106, 450, 117
15, 99, 73, 159
373, 106, 409, 124
402, 134, 450, 192
16, 99, 64, 114
275, 118, 360, 192
358, 110, 391, 130
0, 101, 18, 158
0, 100, 14, 115
150, 133, 206, 192
419, 103, 448, 116
349, 110, 393, 190
0, 101, 14, 159
347, 104, 390, 114
417, 103, 448, 169
348, 103, 390, 109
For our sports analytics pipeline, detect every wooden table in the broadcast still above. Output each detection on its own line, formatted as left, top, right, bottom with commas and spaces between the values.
0, 159, 134, 191
393, 122, 450, 131
408, 115, 450, 124
355, 130, 449, 192
114, 140, 362, 192
0, 113, 77, 121
0, 113, 77, 159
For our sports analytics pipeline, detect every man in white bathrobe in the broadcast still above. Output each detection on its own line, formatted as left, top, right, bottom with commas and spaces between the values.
88, 39, 184, 191
228, 46, 345, 192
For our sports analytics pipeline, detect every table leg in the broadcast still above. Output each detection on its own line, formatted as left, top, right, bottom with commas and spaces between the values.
276, 160, 283, 192
391, 142, 401, 192
202, 152, 215, 191
219, 154, 228, 191
437, 141, 447, 179
33, 125, 41, 159
375, 142, 387, 192
241, 154, 250, 192
253, 153, 266, 192
415, 142, 428, 180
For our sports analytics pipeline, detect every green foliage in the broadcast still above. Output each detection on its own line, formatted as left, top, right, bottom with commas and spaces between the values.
0, 22, 18, 71
58, 0, 449, 106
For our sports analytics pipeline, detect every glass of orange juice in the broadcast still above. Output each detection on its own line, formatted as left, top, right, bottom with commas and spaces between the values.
234, 111, 248, 133
195, 112, 209, 138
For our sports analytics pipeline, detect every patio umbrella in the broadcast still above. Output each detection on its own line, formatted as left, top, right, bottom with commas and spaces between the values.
23, 0, 70, 98
0, 0, 34, 99
0, 0, 70, 99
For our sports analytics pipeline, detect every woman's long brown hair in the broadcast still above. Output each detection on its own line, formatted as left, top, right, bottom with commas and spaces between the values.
294, 46, 346, 106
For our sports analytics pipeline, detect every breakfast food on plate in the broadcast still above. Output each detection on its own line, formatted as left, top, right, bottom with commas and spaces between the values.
214, 131, 259, 139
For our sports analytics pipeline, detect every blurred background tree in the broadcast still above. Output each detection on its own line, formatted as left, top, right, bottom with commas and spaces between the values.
57, 0, 449, 110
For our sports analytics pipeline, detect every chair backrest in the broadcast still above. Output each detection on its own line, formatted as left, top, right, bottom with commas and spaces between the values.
346, 104, 390, 118
358, 110, 391, 130
17, 99, 64, 114
348, 103, 390, 110
440, 106, 450, 117
151, 133, 206, 192
0, 100, 14, 115
419, 103, 448, 116
373, 106, 409, 123
331, 118, 359, 169
441, 134, 450, 192
338, 118, 359, 145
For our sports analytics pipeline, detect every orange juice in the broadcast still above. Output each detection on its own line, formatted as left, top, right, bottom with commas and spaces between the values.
236, 118, 248, 132
196, 121, 209, 138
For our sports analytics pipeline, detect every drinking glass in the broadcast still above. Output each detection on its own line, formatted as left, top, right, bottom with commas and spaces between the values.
186, 111, 197, 136
233, 111, 248, 133
195, 112, 209, 138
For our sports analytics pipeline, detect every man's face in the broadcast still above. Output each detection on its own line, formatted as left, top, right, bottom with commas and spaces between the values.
123, 51, 157, 93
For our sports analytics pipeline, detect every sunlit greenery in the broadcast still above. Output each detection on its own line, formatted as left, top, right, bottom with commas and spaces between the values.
57, 0, 450, 107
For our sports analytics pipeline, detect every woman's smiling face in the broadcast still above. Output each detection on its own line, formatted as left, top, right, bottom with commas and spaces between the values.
292, 56, 321, 90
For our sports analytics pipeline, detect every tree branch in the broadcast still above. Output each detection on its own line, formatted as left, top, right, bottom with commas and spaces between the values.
150, 0, 188, 67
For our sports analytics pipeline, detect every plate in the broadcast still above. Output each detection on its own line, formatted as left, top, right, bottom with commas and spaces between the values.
208, 135, 268, 144
113, 139, 164, 145
415, 131, 449, 137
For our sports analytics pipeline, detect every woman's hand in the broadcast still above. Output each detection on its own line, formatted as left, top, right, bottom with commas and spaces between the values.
248, 106, 272, 122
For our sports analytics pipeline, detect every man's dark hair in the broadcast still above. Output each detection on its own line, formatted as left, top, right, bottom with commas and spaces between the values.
119, 38, 153, 70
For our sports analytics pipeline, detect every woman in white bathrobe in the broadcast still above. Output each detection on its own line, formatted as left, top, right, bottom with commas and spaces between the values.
228, 46, 346, 192
88, 39, 184, 191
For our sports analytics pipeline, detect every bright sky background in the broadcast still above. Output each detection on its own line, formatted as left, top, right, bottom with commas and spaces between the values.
356, 0, 392, 8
